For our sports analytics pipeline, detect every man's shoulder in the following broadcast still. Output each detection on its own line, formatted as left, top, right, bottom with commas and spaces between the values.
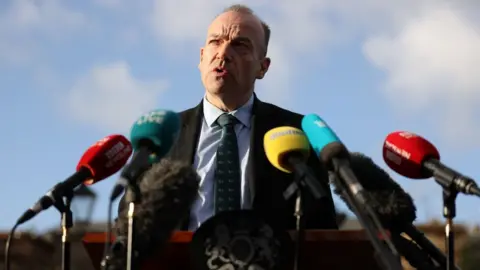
261, 101, 303, 117
178, 105, 200, 123
178, 106, 197, 116
260, 100, 304, 126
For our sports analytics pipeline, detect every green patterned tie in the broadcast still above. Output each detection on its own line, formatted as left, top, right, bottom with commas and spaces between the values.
214, 113, 241, 213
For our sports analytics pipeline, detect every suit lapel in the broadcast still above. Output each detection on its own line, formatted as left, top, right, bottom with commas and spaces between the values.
171, 101, 203, 230
249, 96, 274, 207
169, 101, 203, 164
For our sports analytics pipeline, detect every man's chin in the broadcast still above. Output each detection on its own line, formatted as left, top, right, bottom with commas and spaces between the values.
206, 82, 229, 94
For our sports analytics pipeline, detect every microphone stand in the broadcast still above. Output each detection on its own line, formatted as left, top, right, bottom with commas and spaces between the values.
125, 183, 141, 270
442, 187, 457, 270
330, 174, 403, 270
50, 190, 73, 270
60, 190, 74, 270
115, 148, 151, 270
423, 161, 461, 270
292, 174, 306, 270
283, 155, 327, 270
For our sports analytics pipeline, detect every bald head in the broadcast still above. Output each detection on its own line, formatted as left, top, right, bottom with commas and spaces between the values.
215, 4, 270, 56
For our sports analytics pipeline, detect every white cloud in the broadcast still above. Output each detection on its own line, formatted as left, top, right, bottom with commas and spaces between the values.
0, 0, 88, 66
254, 43, 292, 105
65, 61, 168, 132
4, 0, 86, 30
363, 6, 480, 145
150, 0, 223, 43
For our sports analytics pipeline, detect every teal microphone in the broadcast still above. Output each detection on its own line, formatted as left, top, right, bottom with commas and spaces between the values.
130, 109, 181, 161
109, 109, 181, 201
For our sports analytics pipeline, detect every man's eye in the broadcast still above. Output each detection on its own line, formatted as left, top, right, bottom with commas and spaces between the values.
209, 40, 220, 44
232, 41, 249, 49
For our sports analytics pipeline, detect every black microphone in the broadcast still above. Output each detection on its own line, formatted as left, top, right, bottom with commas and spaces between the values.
103, 159, 200, 270
336, 152, 416, 226
333, 152, 459, 270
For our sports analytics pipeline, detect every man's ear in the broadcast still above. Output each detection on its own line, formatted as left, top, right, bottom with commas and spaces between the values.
256, 57, 271, 79
198, 47, 204, 69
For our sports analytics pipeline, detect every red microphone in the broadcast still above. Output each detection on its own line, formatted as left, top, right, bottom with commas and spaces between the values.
383, 131, 439, 179
383, 131, 480, 197
78, 135, 133, 185
16, 134, 133, 225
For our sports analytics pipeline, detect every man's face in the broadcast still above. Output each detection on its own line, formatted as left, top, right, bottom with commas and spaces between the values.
199, 11, 270, 99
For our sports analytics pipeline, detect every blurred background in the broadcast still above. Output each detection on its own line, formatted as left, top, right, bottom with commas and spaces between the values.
1, 0, 480, 269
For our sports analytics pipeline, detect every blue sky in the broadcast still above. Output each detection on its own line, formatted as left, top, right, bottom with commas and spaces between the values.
1, 0, 480, 233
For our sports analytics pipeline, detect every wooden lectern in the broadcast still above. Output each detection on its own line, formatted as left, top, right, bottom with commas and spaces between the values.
83, 230, 383, 269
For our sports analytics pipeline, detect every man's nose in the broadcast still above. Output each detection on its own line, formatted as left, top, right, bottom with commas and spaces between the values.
216, 43, 233, 62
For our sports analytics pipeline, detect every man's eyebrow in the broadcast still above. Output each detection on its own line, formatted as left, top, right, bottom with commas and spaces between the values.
208, 33, 221, 39
233, 36, 252, 43
207, 34, 252, 43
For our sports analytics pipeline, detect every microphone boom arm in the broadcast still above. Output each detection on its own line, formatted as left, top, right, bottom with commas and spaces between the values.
402, 225, 461, 270
330, 172, 404, 270
390, 233, 439, 270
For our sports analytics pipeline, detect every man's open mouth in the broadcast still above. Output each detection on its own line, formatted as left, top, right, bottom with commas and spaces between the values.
214, 67, 228, 76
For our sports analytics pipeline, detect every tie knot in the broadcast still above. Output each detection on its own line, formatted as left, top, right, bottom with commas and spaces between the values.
217, 113, 238, 127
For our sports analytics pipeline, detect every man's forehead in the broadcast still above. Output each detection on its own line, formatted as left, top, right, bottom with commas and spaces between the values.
207, 11, 263, 37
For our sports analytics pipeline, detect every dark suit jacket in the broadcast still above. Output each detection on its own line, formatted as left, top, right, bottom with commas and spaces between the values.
167, 95, 339, 230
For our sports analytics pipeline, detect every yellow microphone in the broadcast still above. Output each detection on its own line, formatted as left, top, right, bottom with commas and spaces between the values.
263, 126, 327, 199
264, 127, 310, 173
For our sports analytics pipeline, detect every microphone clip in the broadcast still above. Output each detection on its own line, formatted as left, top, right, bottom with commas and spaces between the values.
282, 154, 327, 201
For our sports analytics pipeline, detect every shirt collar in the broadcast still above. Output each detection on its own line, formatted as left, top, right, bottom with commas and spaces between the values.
203, 94, 254, 128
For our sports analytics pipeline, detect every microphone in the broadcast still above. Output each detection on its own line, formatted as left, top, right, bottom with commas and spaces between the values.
104, 159, 200, 269
16, 134, 132, 225
109, 109, 181, 202
383, 131, 480, 197
263, 126, 327, 199
301, 114, 403, 270
337, 153, 416, 227
335, 152, 458, 270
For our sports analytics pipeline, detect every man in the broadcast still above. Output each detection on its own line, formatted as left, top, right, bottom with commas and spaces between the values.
165, 4, 339, 231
